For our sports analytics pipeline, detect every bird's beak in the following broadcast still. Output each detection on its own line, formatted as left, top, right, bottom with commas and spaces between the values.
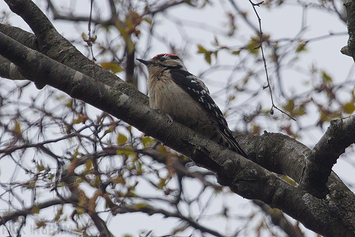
137, 58, 153, 66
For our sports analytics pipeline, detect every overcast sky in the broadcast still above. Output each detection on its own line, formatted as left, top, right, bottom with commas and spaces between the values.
0, 0, 354, 236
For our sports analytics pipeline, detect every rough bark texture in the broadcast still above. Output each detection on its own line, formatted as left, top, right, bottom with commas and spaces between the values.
344, 0, 355, 60
4, 0, 148, 103
1, 0, 355, 236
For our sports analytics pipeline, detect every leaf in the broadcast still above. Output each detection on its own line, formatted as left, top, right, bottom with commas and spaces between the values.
293, 108, 306, 116
115, 20, 127, 38
246, 36, 260, 55
141, 136, 154, 147
36, 161, 45, 172
157, 144, 167, 154
204, 52, 212, 64
143, 17, 152, 24
126, 125, 132, 133
25, 181, 36, 189
213, 50, 218, 60
104, 127, 114, 134
112, 176, 126, 184
197, 44, 207, 53
321, 70, 332, 83
228, 95, 235, 102
136, 160, 143, 175
231, 50, 241, 55
197, 44, 215, 64
213, 36, 219, 46
101, 62, 124, 73
115, 20, 136, 54
343, 102, 355, 114
173, 224, 189, 235
76, 207, 85, 215
252, 125, 261, 134
133, 203, 148, 210
13, 121, 21, 134
32, 205, 40, 214
35, 219, 46, 229
81, 32, 88, 42
85, 160, 93, 170
117, 133, 128, 145
283, 99, 295, 113
54, 206, 63, 222
296, 41, 307, 53
65, 99, 73, 107
127, 191, 138, 197
73, 116, 84, 124
157, 178, 167, 189
116, 149, 135, 156
91, 35, 97, 43
126, 37, 136, 54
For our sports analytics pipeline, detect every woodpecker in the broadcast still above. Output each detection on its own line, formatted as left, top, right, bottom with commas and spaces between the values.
137, 53, 247, 157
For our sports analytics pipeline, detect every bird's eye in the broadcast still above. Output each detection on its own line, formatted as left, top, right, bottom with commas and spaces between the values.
157, 55, 167, 61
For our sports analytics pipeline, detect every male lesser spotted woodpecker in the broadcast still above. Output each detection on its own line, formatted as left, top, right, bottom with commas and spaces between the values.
137, 53, 247, 157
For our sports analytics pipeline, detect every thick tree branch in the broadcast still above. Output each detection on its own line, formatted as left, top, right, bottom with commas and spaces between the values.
0, 55, 24, 80
3, 0, 148, 104
0, 23, 37, 49
300, 117, 355, 197
1, 27, 355, 236
0, 24, 36, 80
1, 1, 355, 236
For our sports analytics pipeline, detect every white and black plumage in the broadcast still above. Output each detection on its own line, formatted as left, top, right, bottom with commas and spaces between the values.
138, 53, 247, 158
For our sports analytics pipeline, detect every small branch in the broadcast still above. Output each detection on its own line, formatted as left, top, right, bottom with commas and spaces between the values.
144, 0, 186, 16
300, 116, 355, 198
89, 212, 113, 237
46, 0, 114, 25
111, 205, 224, 237
254, 200, 304, 237
4, 0, 148, 104
229, 0, 259, 33
108, 0, 118, 21
1, 1, 355, 236
0, 199, 65, 225
1, 26, 355, 236
0, 23, 37, 49
247, 0, 295, 120
332, 0, 347, 23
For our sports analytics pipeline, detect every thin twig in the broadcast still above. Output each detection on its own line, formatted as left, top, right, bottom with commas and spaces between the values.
87, 0, 96, 61
248, 0, 296, 121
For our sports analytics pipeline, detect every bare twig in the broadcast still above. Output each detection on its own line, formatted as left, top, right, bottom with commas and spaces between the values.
254, 200, 305, 237
247, 0, 296, 120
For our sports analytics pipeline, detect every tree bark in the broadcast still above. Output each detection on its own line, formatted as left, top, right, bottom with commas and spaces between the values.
1, 0, 355, 236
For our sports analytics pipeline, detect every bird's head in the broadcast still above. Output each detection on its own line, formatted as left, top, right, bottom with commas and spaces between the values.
137, 53, 187, 71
